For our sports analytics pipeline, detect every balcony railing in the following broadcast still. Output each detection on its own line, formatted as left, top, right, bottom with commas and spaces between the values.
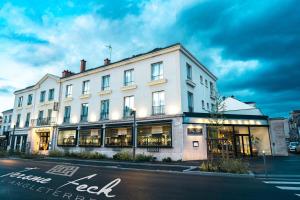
152, 105, 165, 115
32, 117, 56, 127
100, 112, 109, 120
63, 117, 70, 124
80, 115, 88, 122
123, 108, 133, 118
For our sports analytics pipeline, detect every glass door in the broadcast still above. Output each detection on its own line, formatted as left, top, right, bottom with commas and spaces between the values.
39, 132, 50, 150
235, 135, 251, 156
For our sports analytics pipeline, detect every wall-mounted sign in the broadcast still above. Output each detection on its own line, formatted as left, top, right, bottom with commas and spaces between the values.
193, 141, 199, 147
187, 127, 203, 135
35, 127, 51, 133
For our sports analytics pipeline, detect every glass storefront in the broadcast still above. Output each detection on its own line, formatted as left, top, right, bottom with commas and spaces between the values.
57, 130, 76, 146
79, 129, 101, 147
207, 125, 271, 158
105, 127, 132, 147
137, 124, 172, 147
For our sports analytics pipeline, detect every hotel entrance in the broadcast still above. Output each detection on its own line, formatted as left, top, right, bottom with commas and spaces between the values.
39, 132, 50, 150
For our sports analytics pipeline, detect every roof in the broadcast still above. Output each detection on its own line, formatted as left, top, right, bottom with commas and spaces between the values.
2, 109, 13, 114
61, 43, 217, 80
14, 73, 60, 94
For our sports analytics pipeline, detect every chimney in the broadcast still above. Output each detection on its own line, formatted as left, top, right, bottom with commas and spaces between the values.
104, 58, 111, 65
80, 59, 86, 72
62, 70, 74, 78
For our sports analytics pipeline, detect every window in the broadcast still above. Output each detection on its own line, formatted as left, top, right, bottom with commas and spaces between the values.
100, 100, 109, 120
81, 103, 89, 122
48, 89, 54, 101
202, 100, 205, 110
188, 92, 194, 112
152, 91, 165, 115
4, 116, 7, 123
47, 109, 52, 120
66, 84, 73, 98
207, 103, 210, 110
79, 129, 101, 147
151, 62, 163, 80
205, 79, 208, 87
64, 106, 71, 123
16, 114, 21, 128
101, 75, 110, 90
40, 91, 46, 102
82, 80, 90, 95
105, 127, 132, 147
25, 113, 30, 127
8, 115, 12, 123
186, 63, 192, 80
211, 104, 215, 112
187, 127, 203, 135
124, 69, 134, 86
27, 94, 33, 105
57, 130, 76, 146
137, 124, 172, 147
210, 82, 214, 96
200, 75, 203, 84
18, 96, 23, 107
37, 110, 44, 126
123, 96, 134, 117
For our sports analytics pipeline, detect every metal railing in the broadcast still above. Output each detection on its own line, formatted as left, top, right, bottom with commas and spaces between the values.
100, 112, 109, 120
152, 105, 165, 115
31, 117, 56, 126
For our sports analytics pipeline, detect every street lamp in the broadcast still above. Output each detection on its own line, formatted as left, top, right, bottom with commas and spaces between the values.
130, 109, 136, 160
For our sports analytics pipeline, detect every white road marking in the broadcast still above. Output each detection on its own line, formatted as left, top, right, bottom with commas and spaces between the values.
263, 181, 300, 185
295, 194, 300, 197
276, 186, 300, 191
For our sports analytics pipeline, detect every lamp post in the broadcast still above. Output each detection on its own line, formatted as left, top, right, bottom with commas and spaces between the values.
262, 150, 267, 178
131, 109, 136, 160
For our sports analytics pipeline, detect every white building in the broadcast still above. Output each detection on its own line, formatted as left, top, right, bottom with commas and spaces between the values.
11, 74, 60, 153
9, 43, 274, 160
0, 109, 13, 150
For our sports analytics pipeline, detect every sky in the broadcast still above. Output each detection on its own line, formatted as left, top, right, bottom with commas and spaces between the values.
0, 0, 299, 117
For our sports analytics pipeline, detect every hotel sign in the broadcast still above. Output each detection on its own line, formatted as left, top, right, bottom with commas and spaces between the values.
35, 128, 52, 133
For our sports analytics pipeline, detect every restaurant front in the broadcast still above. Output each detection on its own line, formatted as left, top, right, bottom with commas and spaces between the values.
183, 112, 272, 159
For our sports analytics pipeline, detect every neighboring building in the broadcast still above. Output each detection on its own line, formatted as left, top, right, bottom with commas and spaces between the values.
0, 109, 13, 150
269, 118, 289, 156
9, 43, 275, 160
289, 110, 300, 141
10, 74, 60, 153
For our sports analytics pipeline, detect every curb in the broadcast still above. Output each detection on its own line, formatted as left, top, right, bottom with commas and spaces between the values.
183, 170, 255, 178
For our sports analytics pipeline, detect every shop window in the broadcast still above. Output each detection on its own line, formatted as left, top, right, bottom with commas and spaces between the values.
137, 124, 172, 147
105, 127, 132, 147
57, 130, 76, 146
250, 127, 271, 156
79, 129, 101, 147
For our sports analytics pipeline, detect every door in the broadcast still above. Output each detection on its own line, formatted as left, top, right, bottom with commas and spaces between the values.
39, 132, 50, 150
235, 135, 251, 156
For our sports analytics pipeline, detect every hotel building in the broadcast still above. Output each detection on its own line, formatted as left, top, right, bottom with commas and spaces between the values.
9, 43, 274, 160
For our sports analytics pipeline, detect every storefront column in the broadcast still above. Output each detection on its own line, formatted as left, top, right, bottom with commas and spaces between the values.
102, 124, 106, 147
76, 126, 80, 147
247, 126, 253, 157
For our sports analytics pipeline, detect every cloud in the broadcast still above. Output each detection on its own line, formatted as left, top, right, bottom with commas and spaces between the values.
0, 0, 299, 117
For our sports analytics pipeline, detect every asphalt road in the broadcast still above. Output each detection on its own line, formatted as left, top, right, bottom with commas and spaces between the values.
0, 158, 299, 200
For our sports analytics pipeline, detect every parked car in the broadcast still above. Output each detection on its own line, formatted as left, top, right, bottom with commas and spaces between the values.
288, 142, 299, 152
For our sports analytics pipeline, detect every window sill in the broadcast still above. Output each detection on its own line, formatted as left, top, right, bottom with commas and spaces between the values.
186, 79, 196, 88
25, 105, 32, 109
16, 107, 23, 110
64, 97, 73, 102
121, 84, 137, 91
80, 94, 91, 99
147, 78, 168, 86
98, 89, 112, 96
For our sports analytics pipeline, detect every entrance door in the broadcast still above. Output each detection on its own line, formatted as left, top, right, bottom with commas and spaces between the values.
235, 135, 251, 156
39, 132, 50, 150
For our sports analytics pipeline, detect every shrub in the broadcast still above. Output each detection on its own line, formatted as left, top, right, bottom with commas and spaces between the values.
199, 159, 249, 174
219, 159, 249, 174
135, 154, 156, 162
113, 151, 133, 161
63, 151, 107, 160
0, 150, 8, 157
162, 157, 172, 162
49, 150, 65, 157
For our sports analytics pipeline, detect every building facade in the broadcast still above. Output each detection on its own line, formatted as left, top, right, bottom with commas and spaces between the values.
8, 43, 274, 160
269, 118, 289, 156
0, 109, 13, 150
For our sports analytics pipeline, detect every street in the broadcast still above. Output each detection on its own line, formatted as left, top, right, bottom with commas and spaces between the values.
0, 158, 299, 200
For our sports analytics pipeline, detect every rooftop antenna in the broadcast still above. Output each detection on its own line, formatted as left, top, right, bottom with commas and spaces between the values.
106, 44, 112, 60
